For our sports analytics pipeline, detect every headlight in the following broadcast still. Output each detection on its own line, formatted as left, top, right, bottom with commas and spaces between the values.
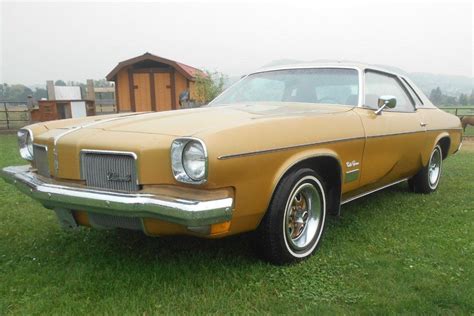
183, 141, 206, 180
171, 138, 208, 184
18, 129, 34, 161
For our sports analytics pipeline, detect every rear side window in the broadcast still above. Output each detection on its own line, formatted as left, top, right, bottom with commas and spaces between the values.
364, 71, 415, 112
401, 77, 424, 106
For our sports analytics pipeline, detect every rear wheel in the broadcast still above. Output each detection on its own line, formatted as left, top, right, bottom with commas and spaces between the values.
258, 168, 327, 265
409, 145, 443, 193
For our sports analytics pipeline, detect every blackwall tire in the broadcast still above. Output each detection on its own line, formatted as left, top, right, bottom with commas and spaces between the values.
258, 168, 327, 265
408, 145, 443, 194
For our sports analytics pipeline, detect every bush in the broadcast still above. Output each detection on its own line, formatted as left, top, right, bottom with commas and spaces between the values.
193, 70, 227, 104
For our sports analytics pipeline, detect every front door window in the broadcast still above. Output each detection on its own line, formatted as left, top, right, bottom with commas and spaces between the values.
364, 71, 415, 112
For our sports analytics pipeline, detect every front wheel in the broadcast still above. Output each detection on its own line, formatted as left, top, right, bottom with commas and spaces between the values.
409, 145, 443, 193
258, 168, 327, 265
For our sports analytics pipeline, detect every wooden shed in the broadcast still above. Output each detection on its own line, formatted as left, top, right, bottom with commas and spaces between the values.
106, 52, 204, 112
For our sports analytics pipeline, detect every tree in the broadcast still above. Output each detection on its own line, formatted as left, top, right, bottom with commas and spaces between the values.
458, 93, 468, 106
429, 87, 443, 105
0, 83, 48, 102
444, 96, 457, 106
33, 88, 47, 100
470, 89, 474, 105
0, 83, 6, 100
193, 70, 227, 104
0, 84, 33, 102
54, 80, 66, 86
94, 79, 113, 88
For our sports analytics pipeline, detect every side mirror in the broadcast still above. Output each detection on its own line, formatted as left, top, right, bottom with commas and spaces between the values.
375, 95, 396, 115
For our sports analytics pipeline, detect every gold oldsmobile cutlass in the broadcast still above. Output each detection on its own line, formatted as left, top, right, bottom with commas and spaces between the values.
1, 63, 462, 264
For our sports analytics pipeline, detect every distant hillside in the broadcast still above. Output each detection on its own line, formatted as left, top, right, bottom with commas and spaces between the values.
249, 59, 473, 97
409, 73, 473, 97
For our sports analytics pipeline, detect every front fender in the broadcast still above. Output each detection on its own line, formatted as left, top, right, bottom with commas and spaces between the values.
267, 148, 343, 216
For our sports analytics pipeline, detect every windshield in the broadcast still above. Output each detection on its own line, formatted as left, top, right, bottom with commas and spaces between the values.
210, 68, 359, 106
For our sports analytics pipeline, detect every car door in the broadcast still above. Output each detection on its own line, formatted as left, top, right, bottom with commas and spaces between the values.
355, 70, 426, 188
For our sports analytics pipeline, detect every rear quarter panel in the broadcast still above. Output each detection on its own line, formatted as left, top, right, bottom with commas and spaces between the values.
419, 108, 462, 164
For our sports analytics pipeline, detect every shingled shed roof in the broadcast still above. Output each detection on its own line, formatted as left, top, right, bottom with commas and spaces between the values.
106, 52, 205, 81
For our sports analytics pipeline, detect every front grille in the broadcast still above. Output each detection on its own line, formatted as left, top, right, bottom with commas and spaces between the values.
33, 144, 50, 177
88, 213, 142, 230
80, 151, 138, 192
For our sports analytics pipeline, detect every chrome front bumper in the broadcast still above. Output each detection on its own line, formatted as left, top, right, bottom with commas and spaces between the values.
1, 165, 233, 227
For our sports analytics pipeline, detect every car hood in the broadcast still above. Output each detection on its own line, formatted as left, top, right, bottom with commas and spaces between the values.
84, 103, 353, 136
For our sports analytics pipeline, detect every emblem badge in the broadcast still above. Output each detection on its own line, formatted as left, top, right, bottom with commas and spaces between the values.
346, 160, 360, 168
106, 172, 132, 182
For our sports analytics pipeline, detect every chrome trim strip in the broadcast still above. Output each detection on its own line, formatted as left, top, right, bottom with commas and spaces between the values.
80, 149, 138, 160
217, 136, 365, 160
358, 68, 364, 107
367, 128, 462, 139
367, 130, 424, 139
1, 165, 233, 227
428, 127, 463, 132
341, 178, 408, 205
345, 168, 359, 174
52, 113, 149, 176
217, 128, 461, 160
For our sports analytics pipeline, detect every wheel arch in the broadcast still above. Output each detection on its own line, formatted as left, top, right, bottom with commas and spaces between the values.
268, 149, 343, 217
437, 136, 451, 159
422, 132, 451, 165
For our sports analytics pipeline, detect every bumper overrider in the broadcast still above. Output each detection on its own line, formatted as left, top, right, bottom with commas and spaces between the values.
1, 165, 234, 232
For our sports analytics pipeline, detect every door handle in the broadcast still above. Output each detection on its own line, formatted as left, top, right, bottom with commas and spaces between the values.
420, 122, 427, 127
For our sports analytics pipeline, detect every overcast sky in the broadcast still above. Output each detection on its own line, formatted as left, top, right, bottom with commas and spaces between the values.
1, 0, 472, 85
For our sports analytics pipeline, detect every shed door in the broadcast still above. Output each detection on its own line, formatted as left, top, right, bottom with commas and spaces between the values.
133, 73, 152, 112
154, 73, 172, 111
57, 102, 72, 119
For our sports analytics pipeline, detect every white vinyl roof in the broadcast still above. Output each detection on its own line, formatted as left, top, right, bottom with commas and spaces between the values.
254, 61, 405, 77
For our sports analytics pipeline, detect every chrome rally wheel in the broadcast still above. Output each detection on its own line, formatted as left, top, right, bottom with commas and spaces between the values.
428, 145, 442, 190
283, 176, 325, 257
258, 168, 327, 264
409, 144, 443, 194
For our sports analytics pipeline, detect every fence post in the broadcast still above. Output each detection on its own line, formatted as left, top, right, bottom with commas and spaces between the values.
3, 102, 9, 129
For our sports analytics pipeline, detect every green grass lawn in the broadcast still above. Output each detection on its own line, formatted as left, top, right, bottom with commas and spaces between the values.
464, 125, 474, 136
1, 134, 473, 314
